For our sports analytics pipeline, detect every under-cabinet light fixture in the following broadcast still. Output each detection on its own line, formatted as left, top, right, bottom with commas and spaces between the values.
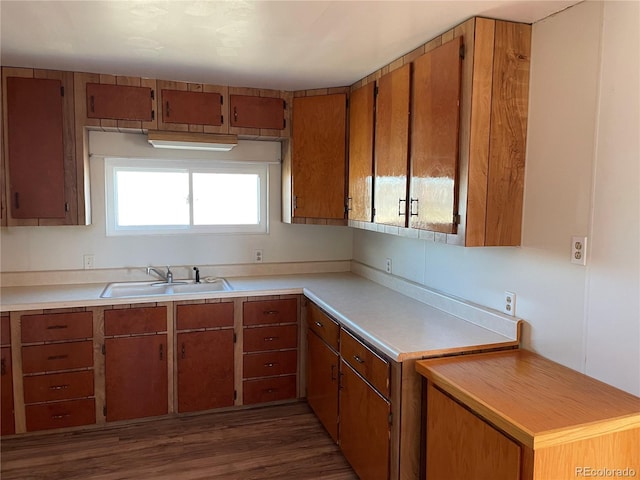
147, 131, 238, 152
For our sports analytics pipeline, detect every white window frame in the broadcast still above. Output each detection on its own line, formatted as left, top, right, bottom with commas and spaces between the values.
105, 157, 268, 236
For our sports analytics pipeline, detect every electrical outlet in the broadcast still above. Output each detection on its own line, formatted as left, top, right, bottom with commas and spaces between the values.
83, 254, 95, 270
254, 249, 263, 263
385, 258, 392, 274
503, 291, 516, 316
571, 236, 587, 266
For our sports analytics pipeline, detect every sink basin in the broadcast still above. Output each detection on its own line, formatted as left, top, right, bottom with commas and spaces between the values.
100, 278, 232, 299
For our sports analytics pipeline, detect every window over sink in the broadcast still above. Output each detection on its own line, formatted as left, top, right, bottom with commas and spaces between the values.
104, 157, 268, 236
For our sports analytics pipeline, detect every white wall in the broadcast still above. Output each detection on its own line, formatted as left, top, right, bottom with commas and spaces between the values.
354, 1, 640, 395
0, 134, 353, 271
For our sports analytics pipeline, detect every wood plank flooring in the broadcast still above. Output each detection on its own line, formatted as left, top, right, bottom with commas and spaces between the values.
1, 402, 357, 480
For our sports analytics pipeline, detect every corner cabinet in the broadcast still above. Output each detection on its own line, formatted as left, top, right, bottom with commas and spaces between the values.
417, 350, 640, 480
284, 91, 348, 225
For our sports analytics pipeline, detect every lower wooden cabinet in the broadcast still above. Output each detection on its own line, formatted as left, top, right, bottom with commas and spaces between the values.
177, 330, 234, 413
25, 398, 95, 432
105, 334, 167, 422
1, 346, 15, 435
340, 360, 391, 480
243, 375, 297, 404
426, 384, 520, 480
306, 330, 339, 442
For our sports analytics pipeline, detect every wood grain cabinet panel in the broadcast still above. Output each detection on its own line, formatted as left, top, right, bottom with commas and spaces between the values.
409, 37, 463, 233
339, 360, 391, 480
176, 302, 233, 330
22, 341, 93, 374
243, 325, 298, 353
292, 93, 347, 220
105, 334, 167, 422
177, 330, 234, 413
243, 350, 297, 379
374, 64, 411, 227
340, 329, 390, 398
348, 82, 375, 222
161, 89, 222, 126
230, 95, 285, 130
243, 375, 297, 405
21, 311, 93, 343
1, 315, 10, 346
426, 383, 520, 480
307, 302, 340, 352
104, 306, 166, 336
1, 346, 15, 435
23, 370, 94, 404
25, 398, 95, 432
86, 83, 153, 121
306, 330, 339, 442
243, 299, 297, 326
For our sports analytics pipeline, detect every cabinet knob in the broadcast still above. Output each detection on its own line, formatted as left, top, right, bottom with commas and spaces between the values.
353, 354, 365, 364
314, 321, 323, 328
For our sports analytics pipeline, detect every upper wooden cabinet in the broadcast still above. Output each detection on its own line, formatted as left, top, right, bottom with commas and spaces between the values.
348, 83, 375, 222
230, 94, 285, 130
374, 64, 411, 227
409, 37, 463, 233
156, 80, 227, 133
2, 68, 82, 226
290, 92, 348, 222
86, 82, 153, 121
426, 18, 531, 246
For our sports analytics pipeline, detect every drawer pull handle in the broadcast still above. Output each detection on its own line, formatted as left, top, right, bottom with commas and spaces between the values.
159, 344, 164, 361
264, 388, 276, 393
264, 336, 279, 342
264, 362, 279, 368
51, 413, 71, 420
165, 100, 171, 117
314, 321, 323, 328
353, 354, 365, 364
47, 355, 68, 361
234, 106, 238, 122
46, 324, 68, 330
90, 95, 95, 113
263, 310, 279, 315
49, 384, 69, 390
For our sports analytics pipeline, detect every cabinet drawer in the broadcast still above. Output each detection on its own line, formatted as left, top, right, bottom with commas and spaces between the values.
1, 315, 10, 346
307, 302, 340, 351
243, 375, 297, 405
21, 312, 93, 343
340, 330, 390, 397
25, 398, 95, 431
176, 303, 233, 330
23, 371, 94, 404
243, 299, 297, 326
104, 306, 166, 336
22, 341, 93, 374
243, 350, 297, 379
243, 325, 298, 353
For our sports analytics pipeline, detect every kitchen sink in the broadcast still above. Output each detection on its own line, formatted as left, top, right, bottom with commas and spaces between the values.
100, 278, 232, 299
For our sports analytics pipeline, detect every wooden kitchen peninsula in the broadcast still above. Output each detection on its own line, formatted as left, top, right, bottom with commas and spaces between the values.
416, 350, 640, 480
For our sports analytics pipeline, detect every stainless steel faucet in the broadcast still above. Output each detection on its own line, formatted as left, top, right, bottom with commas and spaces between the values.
147, 265, 174, 284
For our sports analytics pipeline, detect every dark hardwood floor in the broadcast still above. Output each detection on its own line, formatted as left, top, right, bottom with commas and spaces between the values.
0, 402, 357, 480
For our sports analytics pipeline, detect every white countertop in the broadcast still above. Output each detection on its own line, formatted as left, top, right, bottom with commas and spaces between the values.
0, 271, 520, 362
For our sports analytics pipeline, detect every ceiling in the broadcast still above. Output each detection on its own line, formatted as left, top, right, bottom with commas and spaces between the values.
1, 0, 580, 91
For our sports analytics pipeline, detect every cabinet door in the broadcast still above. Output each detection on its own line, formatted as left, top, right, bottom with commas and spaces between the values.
292, 94, 347, 219
6, 76, 65, 219
230, 95, 285, 130
374, 64, 410, 227
1, 347, 15, 435
306, 331, 339, 442
86, 83, 153, 121
348, 83, 375, 222
105, 335, 167, 422
161, 89, 222, 126
410, 37, 463, 233
339, 360, 390, 480
426, 383, 521, 480
177, 330, 234, 413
